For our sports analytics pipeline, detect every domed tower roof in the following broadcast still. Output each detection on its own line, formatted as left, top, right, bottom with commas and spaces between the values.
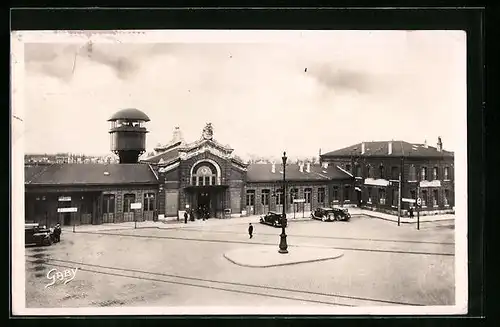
108, 108, 151, 122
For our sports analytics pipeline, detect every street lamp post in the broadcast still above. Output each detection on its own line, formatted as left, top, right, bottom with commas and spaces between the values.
278, 152, 289, 254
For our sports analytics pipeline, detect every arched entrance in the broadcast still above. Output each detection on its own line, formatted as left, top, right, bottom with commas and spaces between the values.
186, 160, 228, 219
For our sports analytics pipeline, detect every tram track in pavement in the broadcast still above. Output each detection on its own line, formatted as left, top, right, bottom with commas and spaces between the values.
167, 227, 455, 245
75, 230, 455, 257
26, 255, 428, 307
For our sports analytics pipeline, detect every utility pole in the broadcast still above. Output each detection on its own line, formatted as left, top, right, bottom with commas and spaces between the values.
417, 174, 421, 230
397, 172, 402, 226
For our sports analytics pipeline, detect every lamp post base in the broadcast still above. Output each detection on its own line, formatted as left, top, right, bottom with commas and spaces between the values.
278, 233, 288, 254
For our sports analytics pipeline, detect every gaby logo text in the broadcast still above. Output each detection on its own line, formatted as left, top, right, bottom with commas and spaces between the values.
45, 268, 78, 288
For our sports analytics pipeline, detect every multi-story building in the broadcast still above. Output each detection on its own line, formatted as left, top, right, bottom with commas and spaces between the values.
142, 123, 353, 219
320, 138, 455, 216
24, 109, 354, 226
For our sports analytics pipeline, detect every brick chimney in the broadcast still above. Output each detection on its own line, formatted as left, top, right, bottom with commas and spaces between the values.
305, 162, 311, 173
437, 136, 443, 152
424, 139, 428, 148
271, 162, 276, 173
361, 142, 366, 155
388, 141, 393, 155
299, 162, 304, 173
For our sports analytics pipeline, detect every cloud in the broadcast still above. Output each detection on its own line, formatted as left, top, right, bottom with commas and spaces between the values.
24, 42, 177, 81
307, 63, 378, 94
20, 33, 465, 156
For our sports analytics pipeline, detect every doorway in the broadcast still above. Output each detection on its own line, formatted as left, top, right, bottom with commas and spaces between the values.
197, 191, 211, 218
63, 213, 71, 226
356, 189, 362, 206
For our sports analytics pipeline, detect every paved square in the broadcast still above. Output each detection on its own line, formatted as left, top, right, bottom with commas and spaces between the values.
25, 215, 455, 308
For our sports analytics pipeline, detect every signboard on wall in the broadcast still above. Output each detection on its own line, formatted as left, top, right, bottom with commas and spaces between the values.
419, 180, 441, 188
58, 196, 71, 202
293, 199, 306, 203
131, 202, 142, 210
402, 198, 416, 203
57, 207, 78, 213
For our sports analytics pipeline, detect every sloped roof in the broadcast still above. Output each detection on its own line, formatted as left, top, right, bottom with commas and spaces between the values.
247, 163, 352, 182
25, 165, 50, 183
321, 141, 454, 158
25, 163, 158, 186
141, 148, 180, 164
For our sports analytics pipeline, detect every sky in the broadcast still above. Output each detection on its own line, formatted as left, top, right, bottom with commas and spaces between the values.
18, 30, 466, 161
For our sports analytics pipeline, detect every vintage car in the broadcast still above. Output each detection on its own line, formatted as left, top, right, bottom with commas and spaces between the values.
311, 207, 336, 222
25, 223, 53, 246
259, 211, 285, 227
311, 207, 351, 222
332, 207, 351, 222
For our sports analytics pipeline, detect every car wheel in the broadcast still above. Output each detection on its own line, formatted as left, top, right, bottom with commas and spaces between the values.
321, 217, 326, 222
44, 238, 52, 246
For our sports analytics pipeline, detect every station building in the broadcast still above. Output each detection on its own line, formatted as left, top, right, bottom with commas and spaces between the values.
320, 138, 455, 216
24, 108, 354, 226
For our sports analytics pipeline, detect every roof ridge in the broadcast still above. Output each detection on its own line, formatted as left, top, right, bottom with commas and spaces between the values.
142, 147, 180, 162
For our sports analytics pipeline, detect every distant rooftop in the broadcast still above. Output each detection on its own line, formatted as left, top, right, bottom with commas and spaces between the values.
321, 140, 454, 158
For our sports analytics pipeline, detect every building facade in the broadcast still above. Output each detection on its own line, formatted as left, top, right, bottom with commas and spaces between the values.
320, 138, 455, 216
25, 163, 159, 227
25, 108, 451, 226
144, 123, 354, 220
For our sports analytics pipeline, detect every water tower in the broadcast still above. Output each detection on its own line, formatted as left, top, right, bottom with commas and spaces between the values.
108, 108, 150, 164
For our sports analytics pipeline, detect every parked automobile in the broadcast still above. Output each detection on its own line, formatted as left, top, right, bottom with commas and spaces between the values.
311, 207, 335, 222
25, 223, 53, 246
260, 211, 285, 227
332, 207, 351, 222
311, 207, 351, 222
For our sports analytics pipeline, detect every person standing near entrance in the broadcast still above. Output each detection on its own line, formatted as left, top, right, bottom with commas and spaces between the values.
184, 210, 188, 224
248, 223, 254, 239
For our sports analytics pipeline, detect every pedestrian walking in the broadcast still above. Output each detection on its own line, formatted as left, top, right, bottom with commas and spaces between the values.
52, 223, 61, 243
409, 206, 414, 219
248, 223, 254, 239
184, 210, 188, 224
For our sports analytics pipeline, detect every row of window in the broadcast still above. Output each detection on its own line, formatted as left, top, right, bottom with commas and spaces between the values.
245, 188, 326, 206
245, 186, 355, 207
102, 193, 156, 214
34, 193, 157, 216
345, 163, 452, 181
365, 187, 452, 207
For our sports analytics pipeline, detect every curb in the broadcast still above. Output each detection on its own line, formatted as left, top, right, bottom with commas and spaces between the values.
355, 213, 455, 224
223, 252, 344, 268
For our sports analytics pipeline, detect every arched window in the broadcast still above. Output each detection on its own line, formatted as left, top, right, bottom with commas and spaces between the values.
191, 163, 218, 186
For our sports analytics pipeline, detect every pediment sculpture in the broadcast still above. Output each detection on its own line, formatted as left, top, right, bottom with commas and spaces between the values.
202, 123, 214, 140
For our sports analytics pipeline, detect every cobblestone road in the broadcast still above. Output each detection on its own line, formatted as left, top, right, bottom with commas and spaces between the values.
25, 215, 455, 309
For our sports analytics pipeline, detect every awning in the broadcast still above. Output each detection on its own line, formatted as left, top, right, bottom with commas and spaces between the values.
355, 187, 362, 192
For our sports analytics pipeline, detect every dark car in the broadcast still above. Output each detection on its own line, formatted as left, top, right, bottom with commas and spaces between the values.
332, 207, 351, 222
311, 207, 335, 222
260, 211, 285, 227
25, 223, 53, 246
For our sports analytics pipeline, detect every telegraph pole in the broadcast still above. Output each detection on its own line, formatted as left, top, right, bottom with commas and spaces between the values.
397, 172, 402, 226
417, 176, 421, 230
